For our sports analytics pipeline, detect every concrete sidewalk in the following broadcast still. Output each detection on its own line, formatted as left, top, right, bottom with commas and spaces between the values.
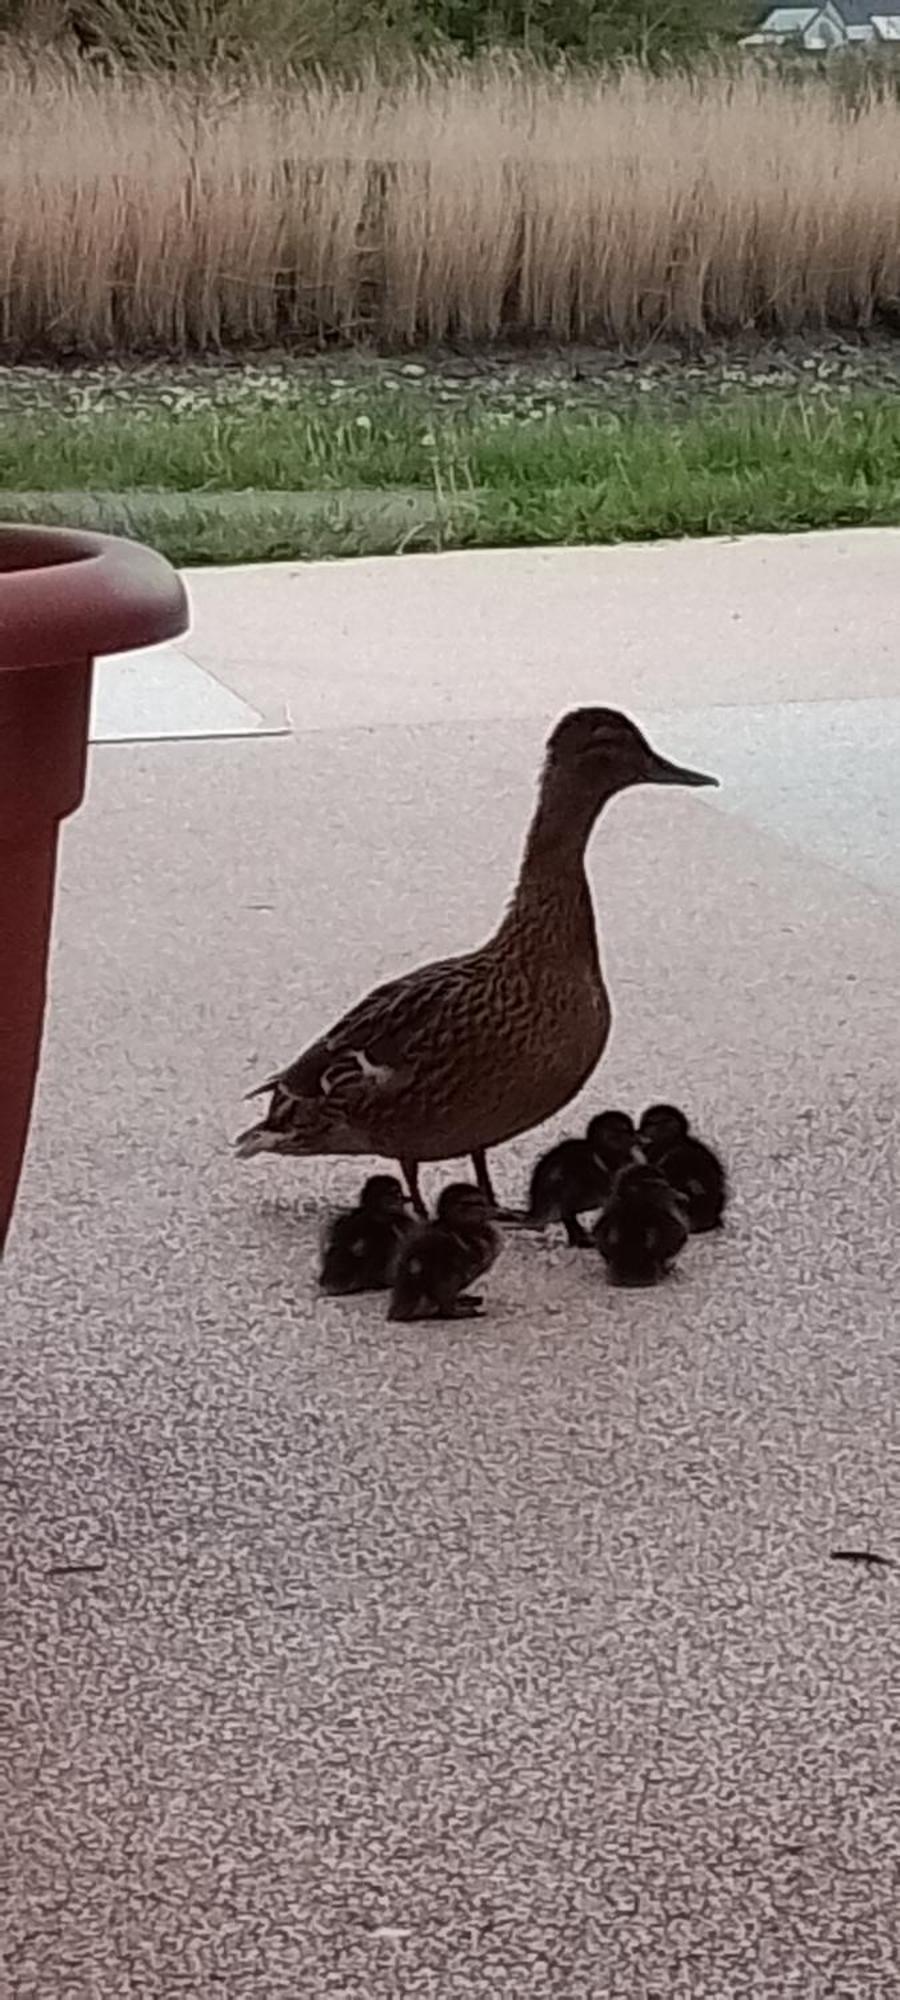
183, 527, 900, 724
4, 532, 900, 1996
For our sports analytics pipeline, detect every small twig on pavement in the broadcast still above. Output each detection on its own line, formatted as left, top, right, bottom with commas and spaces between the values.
47, 1561, 107, 1578
830, 1548, 896, 1573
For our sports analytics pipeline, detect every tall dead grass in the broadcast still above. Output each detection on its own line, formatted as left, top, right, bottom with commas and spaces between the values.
4, 52, 900, 355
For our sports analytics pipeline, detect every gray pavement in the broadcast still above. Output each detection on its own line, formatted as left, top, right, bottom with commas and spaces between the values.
3, 533, 900, 1997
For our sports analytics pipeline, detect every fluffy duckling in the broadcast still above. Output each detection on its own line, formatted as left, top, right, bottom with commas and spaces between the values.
589, 1109, 640, 1175
319, 1174, 415, 1294
526, 1108, 638, 1247
388, 1183, 500, 1322
593, 1163, 689, 1287
527, 1138, 607, 1248
638, 1103, 727, 1234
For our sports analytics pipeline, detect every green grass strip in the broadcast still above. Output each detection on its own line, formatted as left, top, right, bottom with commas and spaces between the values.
2, 392, 899, 563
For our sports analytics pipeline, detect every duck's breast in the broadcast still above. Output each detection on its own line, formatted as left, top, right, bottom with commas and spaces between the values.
396, 964, 612, 1160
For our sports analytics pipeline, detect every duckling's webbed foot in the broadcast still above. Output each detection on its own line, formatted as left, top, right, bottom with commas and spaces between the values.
429, 1274, 485, 1317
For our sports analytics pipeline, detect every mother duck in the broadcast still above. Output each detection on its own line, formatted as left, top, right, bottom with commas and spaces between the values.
235, 708, 717, 1216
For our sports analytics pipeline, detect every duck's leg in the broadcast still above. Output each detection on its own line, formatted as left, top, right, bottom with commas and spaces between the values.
471, 1148, 495, 1203
399, 1157, 428, 1219
471, 1148, 528, 1226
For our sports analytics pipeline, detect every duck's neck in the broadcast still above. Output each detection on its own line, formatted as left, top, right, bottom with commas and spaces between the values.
498, 778, 607, 956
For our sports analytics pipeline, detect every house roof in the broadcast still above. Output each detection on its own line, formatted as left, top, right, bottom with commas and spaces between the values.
754, 5, 818, 26
753, 0, 900, 24
834, 0, 881, 22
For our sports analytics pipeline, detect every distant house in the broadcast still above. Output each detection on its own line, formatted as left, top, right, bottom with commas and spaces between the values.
742, 0, 900, 46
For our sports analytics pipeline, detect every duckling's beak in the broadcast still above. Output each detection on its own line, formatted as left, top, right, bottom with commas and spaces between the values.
645, 750, 718, 789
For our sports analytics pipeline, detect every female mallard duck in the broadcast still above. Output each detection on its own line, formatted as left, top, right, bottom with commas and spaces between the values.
235, 708, 717, 1216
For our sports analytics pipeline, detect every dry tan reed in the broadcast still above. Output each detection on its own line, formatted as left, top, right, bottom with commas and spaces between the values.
4, 52, 900, 355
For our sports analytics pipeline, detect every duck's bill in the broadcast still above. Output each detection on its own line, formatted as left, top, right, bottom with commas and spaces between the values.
647, 752, 719, 789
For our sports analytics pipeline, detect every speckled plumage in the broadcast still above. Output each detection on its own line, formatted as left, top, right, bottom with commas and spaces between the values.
236, 711, 716, 1208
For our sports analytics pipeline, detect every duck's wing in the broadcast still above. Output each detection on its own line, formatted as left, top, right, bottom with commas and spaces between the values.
250, 949, 479, 1115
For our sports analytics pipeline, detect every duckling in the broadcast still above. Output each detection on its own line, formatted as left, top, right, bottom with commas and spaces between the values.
388, 1183, 501, 1321
588, 1108, 640, 1175
593, 1163, 689, 1287
235, 710, 717, 1219
637, 1103, 727, 1233
527, 1138, 608, 1247
526, 1108, 638, 1247
318, 1173, 415, 1294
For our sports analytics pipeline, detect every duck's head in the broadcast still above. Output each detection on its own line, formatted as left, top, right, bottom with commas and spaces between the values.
360, 1173, 412, 1216
638, 1103, 690, 1158
436, 1183, 492, 1229
544, 709, 718, 807
587, 1109, 638, 1168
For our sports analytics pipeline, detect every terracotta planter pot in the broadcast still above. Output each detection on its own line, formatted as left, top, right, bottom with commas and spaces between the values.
0, 525, 189, 1256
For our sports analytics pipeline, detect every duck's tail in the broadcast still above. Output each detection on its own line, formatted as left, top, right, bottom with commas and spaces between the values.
234, 1077, 324, 1159
234, 1122, 286, 1159
234, 1108, 335, 1159
234, 1077, 365, 1161
243, 1076, 279, 1102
